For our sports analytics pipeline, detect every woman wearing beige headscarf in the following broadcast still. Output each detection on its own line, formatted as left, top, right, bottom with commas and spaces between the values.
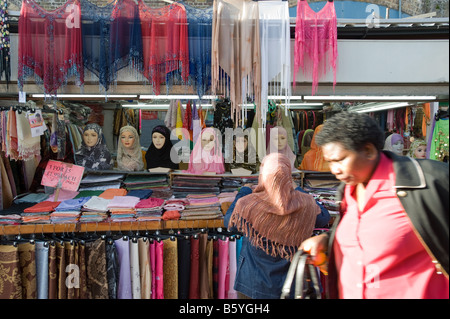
117, 126, 144, 171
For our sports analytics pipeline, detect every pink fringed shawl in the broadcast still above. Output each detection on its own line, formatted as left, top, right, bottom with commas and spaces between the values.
294, 0, 337, 95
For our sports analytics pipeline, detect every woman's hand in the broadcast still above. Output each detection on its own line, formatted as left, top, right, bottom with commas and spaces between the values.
300, 233, 329, 274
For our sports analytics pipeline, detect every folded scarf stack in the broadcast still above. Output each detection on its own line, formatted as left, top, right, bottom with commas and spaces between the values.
22, 201, 61, 224
80, 196, 111, 223
107, 196, 141, 222
50, 197, 90, 224
181, 194, 222, 220
134, 197, 165, 222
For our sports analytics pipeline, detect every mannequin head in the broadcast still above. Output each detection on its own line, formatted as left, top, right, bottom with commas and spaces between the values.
152, 132, 166, 150
201, 130, 216, 152
384, 133, 404, 156
120, 129, 136, 150
409, 139, 427, 159
235, 135, 248, 154
269, 127, 288, 152
83, 128, 99, 148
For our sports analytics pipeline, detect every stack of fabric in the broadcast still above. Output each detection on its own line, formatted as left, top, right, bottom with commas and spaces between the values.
50, 197, 90, 224
162, 198, 189, 221
123, 174, 172, 199
107, 196, 141, 222
134, 197, 165, 222
80, 196, 111, 223
0, 214, 22, 225
99, 188, 128, 200
78, 173, 125, 191
181, 194, 222, 220
171, 175, 221, 197
22, 201, 61, 224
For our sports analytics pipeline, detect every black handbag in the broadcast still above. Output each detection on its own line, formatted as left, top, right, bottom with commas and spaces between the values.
280, 250, 322, 299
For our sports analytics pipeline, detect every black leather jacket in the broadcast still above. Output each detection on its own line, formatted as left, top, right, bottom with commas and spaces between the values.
326, 151, 449, 299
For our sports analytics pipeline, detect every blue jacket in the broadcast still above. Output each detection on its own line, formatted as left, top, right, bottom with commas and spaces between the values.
224, 186, 330, 299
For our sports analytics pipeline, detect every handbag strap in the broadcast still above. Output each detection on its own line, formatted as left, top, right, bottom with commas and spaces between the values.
280, 250, 322, 299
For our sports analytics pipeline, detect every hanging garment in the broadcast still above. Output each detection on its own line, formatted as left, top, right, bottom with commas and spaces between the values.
149, 240, 156, 299
177, 235, 191, 299
258, 1, 291, 126
299, 124, 330, 172
163, 238, 178, 299
0, 244, 23, 299
0, 0, 11, 86
217, 237, 229, 299
138, 238, 152, 299
16, 111, 41, 161
129, 239, 141, 299
180, 0, 213, 98
138, 0, 189, 95
189, 235, 200, 299
115, 238, 132, 299
110, 0, 143, 86
105, 239, 120, 299
227, 239, 238, 299
212, 0, 261, 126
154, 239, 164, 299
35, 241, 49, 299
81, 0, 116, 92
198, 233, 210, 299
429, 117, 449, 162
18, 0, 84, 95
294, 0, 338, 95
85, 238, 109, 299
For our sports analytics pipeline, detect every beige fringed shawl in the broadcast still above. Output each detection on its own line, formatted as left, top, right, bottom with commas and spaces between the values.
212, 0, 261, 127
229, 153, 319, 260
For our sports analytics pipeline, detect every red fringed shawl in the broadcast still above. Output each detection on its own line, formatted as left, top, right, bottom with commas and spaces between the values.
294, 0, 337, 95
138, 0, 189, 95
18, 0, 84, 95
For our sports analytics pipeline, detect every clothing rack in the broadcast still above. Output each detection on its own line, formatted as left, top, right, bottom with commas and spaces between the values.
1, 219, 224, 236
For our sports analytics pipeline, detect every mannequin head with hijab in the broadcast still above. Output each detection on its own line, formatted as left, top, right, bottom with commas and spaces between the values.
266, 126, 296, 170
145, 125, 179, 170
117, 125, 144, 171
75, 123, 112, 170
384, 133, 404, 156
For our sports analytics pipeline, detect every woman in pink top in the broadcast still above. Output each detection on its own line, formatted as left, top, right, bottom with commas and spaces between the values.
300, 112, 449, 299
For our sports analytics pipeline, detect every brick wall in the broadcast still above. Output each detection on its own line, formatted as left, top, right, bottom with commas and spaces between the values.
7, 0, 449, 17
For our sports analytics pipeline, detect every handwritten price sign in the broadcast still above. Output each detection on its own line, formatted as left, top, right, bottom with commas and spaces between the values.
41, 160, 85, 192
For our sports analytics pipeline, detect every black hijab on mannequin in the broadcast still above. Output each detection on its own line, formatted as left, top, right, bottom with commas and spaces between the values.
145, 125, 179, 169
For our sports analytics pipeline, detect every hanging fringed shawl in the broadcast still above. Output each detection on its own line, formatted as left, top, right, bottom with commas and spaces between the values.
212, 0, 261, 127
18, 0, 84, 96
110, 0, 144, 86
81, 0, 116, 93
258, 1, 291, 127
294, 0, 337, 96
138, 0, 189, 95
180, 1, 213, 99
0, 0, 10, 86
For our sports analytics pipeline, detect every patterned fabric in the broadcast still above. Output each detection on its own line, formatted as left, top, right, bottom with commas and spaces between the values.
0, 244, 22, 299
138, 0, 189, 95
85, 239, 109, 299
180, 0, 213, 98
294, 0, 337, 95
18, 0, 84, 95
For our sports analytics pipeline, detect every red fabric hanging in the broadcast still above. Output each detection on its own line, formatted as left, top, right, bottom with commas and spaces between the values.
294, 0, 337, 95
138, 0, 189, 95
18, 0, 84, 95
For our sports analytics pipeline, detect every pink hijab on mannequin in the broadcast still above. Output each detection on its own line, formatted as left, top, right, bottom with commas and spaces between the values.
185, 127, 225, 174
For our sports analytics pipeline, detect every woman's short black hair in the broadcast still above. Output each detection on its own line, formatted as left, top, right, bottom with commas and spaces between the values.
315, 112, 385, 152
